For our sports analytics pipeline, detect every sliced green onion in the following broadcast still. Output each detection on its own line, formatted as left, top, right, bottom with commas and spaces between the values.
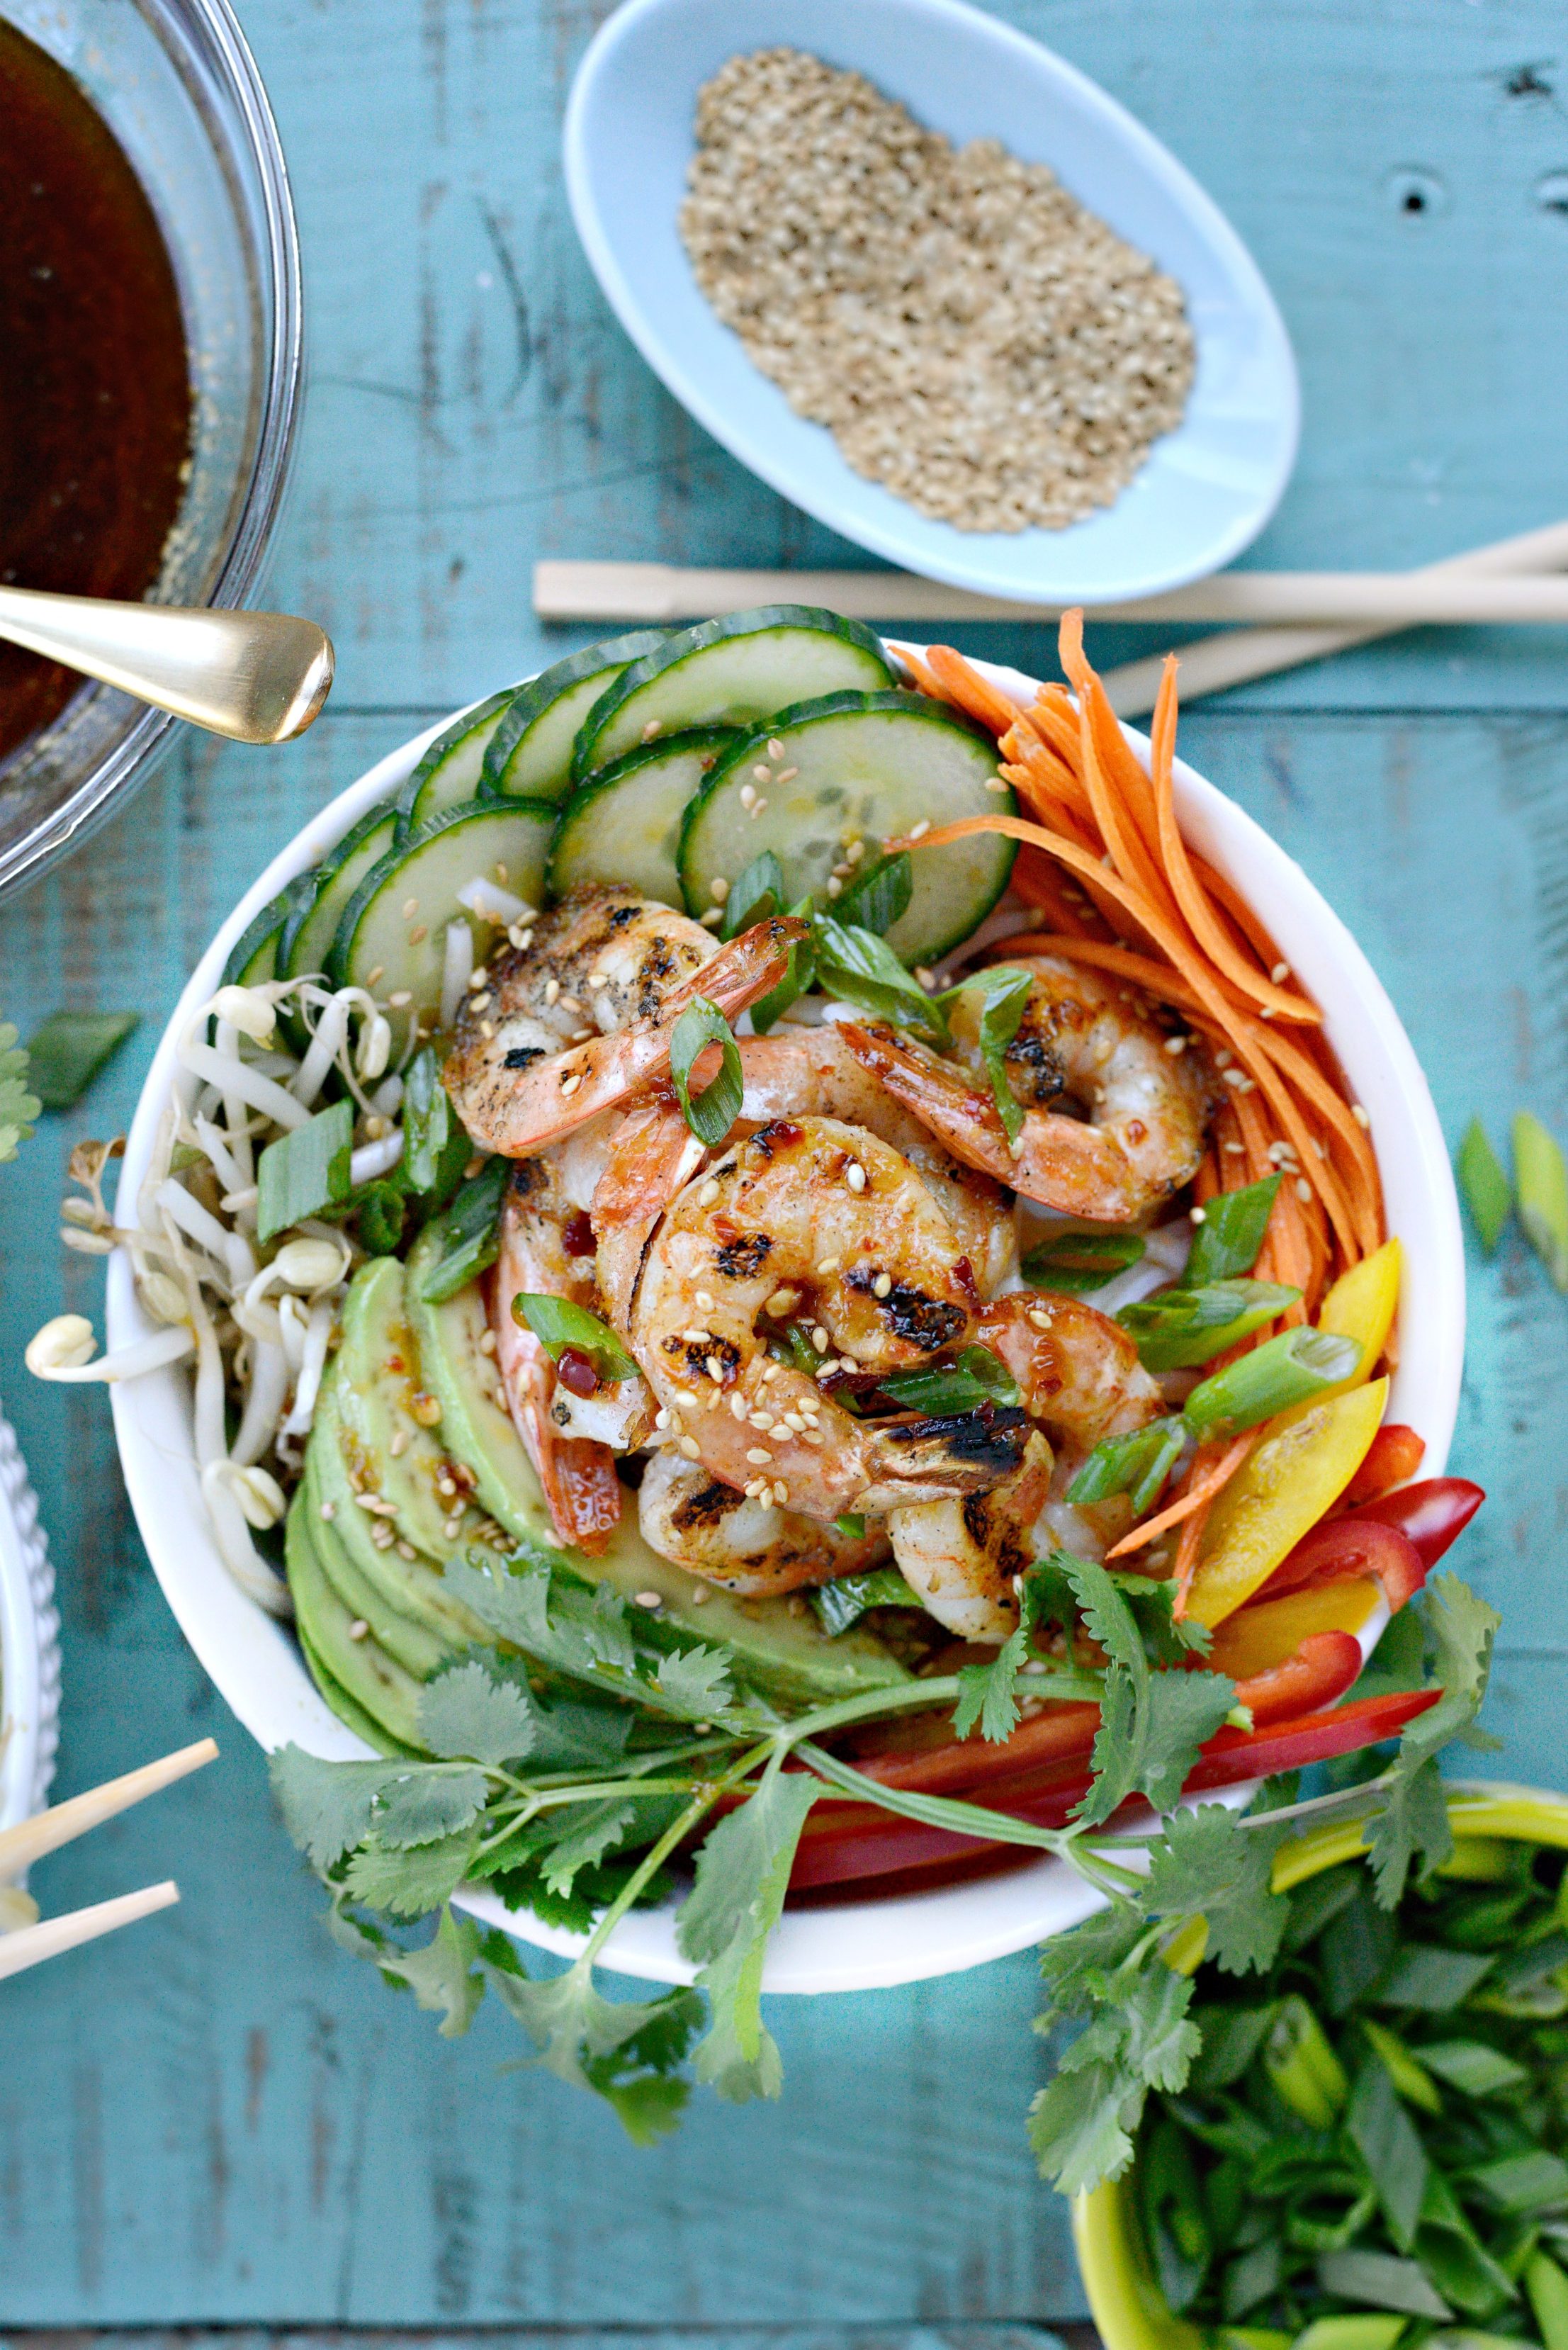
1292, 2318, 1407, 2350
1360, 2017, 1442, 2114
669, 996, 743, 1146
834, 1513, 867, 1540
1455, 1117, 1511, 1254
512, 1294, 638, 1385
721, 849, 784, 940
1513, 1111, 1568, 1289
26, 1010, 139, 1111
1526, 2249, 1568, 2350
1067, 1415, 1185, 1513
811, 913, 944, 1035
1183, 1327, 1360, 1442
1264, 1994, 1348, 2126
402, 1044, 451, 1193
354, 1180, 407, 1256
1118, 1278, 1301, 1372
1185, 1174, 1281, 1286
879, 1344, 1019, 1415
256, 1098, 352, 1243
811, 1566, 922, 1636
835, 850, 912, 938
1021, 1226, 1146, 1295
948, 965, 1032, 1145
748, 894, 816, 1035
417, 1155, 507, 1302
1419, 2040, 1527, 2097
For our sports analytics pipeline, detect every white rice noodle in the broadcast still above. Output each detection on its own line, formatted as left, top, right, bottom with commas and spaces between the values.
440, 917, 474, 1032
282, 1298, 334, 1438
230, 1339, 290, 1467
457, 876, 533, 928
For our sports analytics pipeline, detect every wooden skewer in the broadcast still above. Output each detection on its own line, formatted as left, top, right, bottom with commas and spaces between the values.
0, 1737, 218, 1879
533, 556, 1568, 627
0, 1881, 179, 1982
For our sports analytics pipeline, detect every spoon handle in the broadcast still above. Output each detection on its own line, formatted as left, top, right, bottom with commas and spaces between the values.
0, 585, 334, 744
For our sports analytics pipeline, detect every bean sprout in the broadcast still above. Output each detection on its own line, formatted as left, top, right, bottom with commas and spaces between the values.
440, 918, 474, 1032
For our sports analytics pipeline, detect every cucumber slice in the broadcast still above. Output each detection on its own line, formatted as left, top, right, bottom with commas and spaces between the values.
481, 630, 667, 803
329, 796, 555, 1052
678, 690, 1017, 967
279, 802, 399, 985
222, 872, 316, 991
572, 606, 895, 782
546, 726, 735, 906
399, 688, 520, 832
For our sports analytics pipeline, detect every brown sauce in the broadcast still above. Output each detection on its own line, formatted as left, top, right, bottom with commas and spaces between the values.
0, 20, 192, 767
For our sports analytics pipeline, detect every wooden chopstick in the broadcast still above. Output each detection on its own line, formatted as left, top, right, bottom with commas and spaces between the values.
533, 557, 1568, 627
0, 1736, 218, 1878
0, 1881, 179, 1981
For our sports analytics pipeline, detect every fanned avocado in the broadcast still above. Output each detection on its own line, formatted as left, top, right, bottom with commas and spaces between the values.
310, 1380, 493, 1650
286, 1481, 425, 1748
296, 1624, 421, 1760
300, 1449, 453, 1681
333, 1256, 498, 1562
402, 1226, 910, 1706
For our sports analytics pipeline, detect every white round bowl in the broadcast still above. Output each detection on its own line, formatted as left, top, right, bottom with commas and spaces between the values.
108, 648, 1462, 1993
0, 1407, 60, 1840
564, 0, 1299, 606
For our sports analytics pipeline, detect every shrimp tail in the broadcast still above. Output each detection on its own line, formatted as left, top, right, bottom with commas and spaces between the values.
537, 1434, 624, 1557
835, 1020, 1015, 1182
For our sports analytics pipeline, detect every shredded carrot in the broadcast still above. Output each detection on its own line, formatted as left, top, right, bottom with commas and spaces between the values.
926, 642, 1032, 741
1105, 1430, 1258, 1560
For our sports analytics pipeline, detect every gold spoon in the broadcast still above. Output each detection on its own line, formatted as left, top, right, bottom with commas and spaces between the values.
0, 585, 334, 743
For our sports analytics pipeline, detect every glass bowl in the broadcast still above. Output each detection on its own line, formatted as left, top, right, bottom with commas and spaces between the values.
0, 0, 302, 900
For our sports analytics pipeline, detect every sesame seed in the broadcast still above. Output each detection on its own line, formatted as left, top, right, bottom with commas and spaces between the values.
1296, 1178, 1313, 1203
478, 1327, 497, 1355
560, 994, 582, 1016
1352, 1103, 1370, 1129
319, 1501, 337, 1522
689, 1586, 709, 1604
767, 738, 786, 760
683, 1327, 711, 1344
469, 991, 492, 1013
699, 1178, 721, 1206
752, 764, 772, 785
396, 1540, 417, 1561
845, 838, 865, 863
710, 877, 730, 902
679, 1389, 700, 1407
543, 978, 560, 1005
515, 928, 534, 950
366, 965, 385, 988
1163, 1035, 1188, 1056
389, 989, 412, 1008
409, 924, 428, 945
641, 719, 662, 741
984, 776, 1008, 794
816, 1254, 840, 1274
371, 1523, 394, 1549
760, 1363, 780, 1383
701, 908, 724, 926
908, 818, 931, 841
1028, 1309, 1050, 1332
1223, 1140, 1246, 1154
635, 1590, 662, 1609
772, 1483, 789, 1507
846, 1162, 867, 1193
1260, 1006, 1274, 1021
1313, 1138, 1329, 1159
746, 1447, 773, 1466
349, 1619, 369, 1641
402, 896, 419, 918
776, 767, 798, 784
696, 1290, 715, 1311
872, 1271, 893, 1298
1271, 962, 1290, 983
799, 1426, 823, 1444
706, 1356, 724, 1382
655, 1407, 671, 1430
587, 971, 608, 989
740, 783, 757, 809
390, 1428, 410, 1457
679, 1434, 701, 1459
811, 1323, 830, 1351
1190, 1205, 1207, 1224
826, 875, 842, 897
560, 1072, 582, 1096
479, 1021, 494, 1040
782, 1411, 806, 1432
750, 798, 768, 817
750, 1410, 775, 1429
730, 1393, 748, 1420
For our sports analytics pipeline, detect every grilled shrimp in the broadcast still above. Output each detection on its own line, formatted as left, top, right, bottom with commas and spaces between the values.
889, 1431, 1055, 1643
637, 1449, 892, 1597
631, 1116, 1026, 1519
837, 955, 1212, 1222
886, 1296, 1163, 1640
443, 885, 805, 1157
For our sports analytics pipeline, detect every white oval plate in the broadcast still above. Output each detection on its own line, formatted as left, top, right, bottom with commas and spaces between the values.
108, 649, 1461, 1992
0, 1406, 60, 1841
564, 0, 1299, 606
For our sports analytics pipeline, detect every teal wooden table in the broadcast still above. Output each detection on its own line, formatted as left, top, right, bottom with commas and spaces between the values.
4, 0, 1568, 2327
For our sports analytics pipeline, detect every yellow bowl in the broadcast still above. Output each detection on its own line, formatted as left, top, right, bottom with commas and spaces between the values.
1071, 1782, 1568, 2350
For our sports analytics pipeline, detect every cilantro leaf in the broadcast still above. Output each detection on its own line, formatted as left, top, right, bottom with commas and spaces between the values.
373, 1767, 490, 1850
653, 1643, 735, 1719
1141, 1804, 1289, 1976
1037, 1895, 1149, 2025
1139, 1671, 1241, 1814
489, 1956, 704, 2146
1366, 1572, 1500, 1906
954, 1622, 1033, 1743
1063, 1554, 1144, 1672
269, 1745, 410, 1871
25, 1011, 135, 1113
417, 1658, 538, 1766
0, 1021, 38, 1160
1030, 1961, 1200, 2192
1064, 1556, 1234, 1826
329, 1900, 487, 2039
539, 1797, 641, 1896
342, 1827, 478, 1917
677, 1769, 818, 2102
445, 1555, 740, 1727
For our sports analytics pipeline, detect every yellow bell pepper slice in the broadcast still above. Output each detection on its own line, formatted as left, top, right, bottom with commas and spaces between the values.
1316, 1236, 1401, 1397
1183, 1376, 1389, 1629
1207, 1576, 1382, 1680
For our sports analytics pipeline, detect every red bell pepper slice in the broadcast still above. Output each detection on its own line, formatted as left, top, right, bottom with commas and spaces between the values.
1343, 1476, 1484, 1568
788, 1686, 1438, 1893
1342, 1423, 1426, 1505
1260, 1516, 1428, 1612
1230, 1628, 1363, 1722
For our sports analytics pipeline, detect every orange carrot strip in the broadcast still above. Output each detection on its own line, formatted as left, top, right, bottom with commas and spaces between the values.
1058, 614, 1178, 923
1110, 1432, 1260, 1560
1150, 656, 1318, 1024
926, 643, 1030, 739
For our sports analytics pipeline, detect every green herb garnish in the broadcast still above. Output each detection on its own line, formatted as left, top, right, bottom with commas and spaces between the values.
1456, 1117, 1512, 1254
1183, 1326, 1360, 1441
1513, 1112, 1568, 1290
26, 1010, 138, 1111
1187, 1174, 1281, 1284
512, 1295, 638, 1385
256, 1099, 352, 1242
721, 850, 784, 940
879, 1343, 1020, 1415
417, 1154, 507, 1302
669, 996, 744, 1145
811, 1567, 922, 1636
1022, 1225, 1147, 1295
1119, 1277, 1300, 1371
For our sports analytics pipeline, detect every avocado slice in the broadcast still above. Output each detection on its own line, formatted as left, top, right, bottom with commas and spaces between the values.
286, 1479, 426, 1748
333, 1256, 497, 1561
300, 1449, 455, 1681
296, 1623, 422, 1759
310, 1377, 494, 1650
402, 1227, 909, 1706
